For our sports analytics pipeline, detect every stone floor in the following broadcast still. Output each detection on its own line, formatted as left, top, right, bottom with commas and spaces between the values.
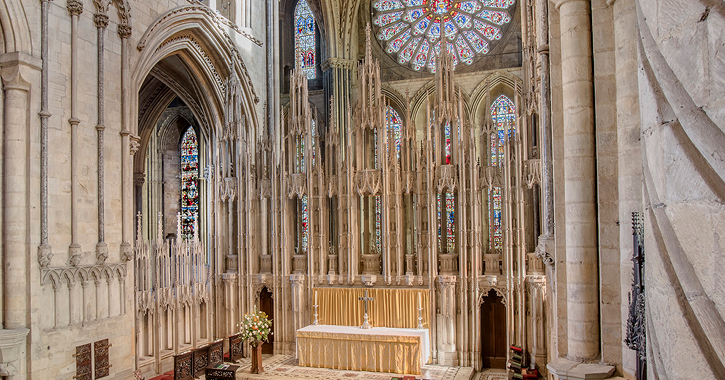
218, 355, 481, 380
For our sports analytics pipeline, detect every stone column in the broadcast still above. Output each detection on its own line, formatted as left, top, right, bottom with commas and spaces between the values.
556, 0, 599, 361
612, 0, 641, 375
38, 0, 53, 267
536, 0, 555, 263
1, 52, 40, 380
437, 276, 458, 365
118, 22, 133, 262
289, 274, 307, 335
95, 11, 109, 264
67, 0, 84, 265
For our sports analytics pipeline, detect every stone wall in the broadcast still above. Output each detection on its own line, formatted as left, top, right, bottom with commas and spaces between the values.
2, 0, 268, 378
637, 0, 725, 378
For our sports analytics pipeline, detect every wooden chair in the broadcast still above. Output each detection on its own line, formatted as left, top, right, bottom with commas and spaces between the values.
208, 339, 224, 368
192, 344, 210, 378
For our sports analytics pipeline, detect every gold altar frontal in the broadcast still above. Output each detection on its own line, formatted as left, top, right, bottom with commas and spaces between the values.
296, 325, 430, 375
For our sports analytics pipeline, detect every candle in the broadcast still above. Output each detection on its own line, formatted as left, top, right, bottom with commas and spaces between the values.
315, 290, 318, 305
418, 292, 422, 309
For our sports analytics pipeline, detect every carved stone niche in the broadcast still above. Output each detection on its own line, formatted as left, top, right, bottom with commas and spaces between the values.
361, 253, 381, 275
405, 254, 415, 275
259, 254, 272, 274
439, 253, 458, 275
292, 254, 307, 274
327, 254, 338, 275
484, 253, 501, 275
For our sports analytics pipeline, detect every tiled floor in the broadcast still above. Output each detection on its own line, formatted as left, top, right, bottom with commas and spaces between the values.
225, 355, 477, 380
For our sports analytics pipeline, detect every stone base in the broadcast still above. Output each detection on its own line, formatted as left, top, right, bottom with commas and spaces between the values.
437, 350, 459, 366
547, 358, 615, 380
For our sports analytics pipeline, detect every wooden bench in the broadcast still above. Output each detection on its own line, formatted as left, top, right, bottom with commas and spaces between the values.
223, 333, 244, 362
148, 350, 193, 380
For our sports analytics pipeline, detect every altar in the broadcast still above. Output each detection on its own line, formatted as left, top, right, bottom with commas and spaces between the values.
296, 325, 430, 375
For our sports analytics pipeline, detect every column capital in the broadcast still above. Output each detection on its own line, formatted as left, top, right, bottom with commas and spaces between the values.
67, 0, 84, 16
0, 52, 40, 91
552, 0, 590, 10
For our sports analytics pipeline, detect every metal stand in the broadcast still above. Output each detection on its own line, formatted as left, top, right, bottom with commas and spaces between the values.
360, 312, 371, 329
313, 304, 319, 325
417, 307, 424, 329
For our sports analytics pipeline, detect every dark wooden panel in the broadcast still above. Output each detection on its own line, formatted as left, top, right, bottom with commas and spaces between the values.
208, 339, 224, 367
229, 334, 244, 361
259, 286, 274, 355
481, 290, 506, 369
74, 343, 92, 380
173, 350, 194, 380
94, 339, 111, 379
192, 345, 209, 378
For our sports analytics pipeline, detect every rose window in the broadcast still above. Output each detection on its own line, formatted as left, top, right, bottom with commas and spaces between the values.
372, 0, 515, 72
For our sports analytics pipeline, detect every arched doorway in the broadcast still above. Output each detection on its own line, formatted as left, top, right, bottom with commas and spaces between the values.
259, 286, 274, 354
481, 289, 506, 368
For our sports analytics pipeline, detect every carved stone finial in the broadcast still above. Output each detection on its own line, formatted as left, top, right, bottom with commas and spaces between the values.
67, 0, 84, 16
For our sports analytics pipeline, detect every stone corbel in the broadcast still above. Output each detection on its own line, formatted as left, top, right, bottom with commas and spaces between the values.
0, 328, 30, 376
535, 234, 554, 267
436, 165, 457, 193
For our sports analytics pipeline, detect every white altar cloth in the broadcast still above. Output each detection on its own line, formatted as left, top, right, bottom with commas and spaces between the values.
296, 325, 430, 374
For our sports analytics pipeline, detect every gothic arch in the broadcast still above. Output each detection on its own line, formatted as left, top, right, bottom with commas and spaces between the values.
409, 81, 473, 136
0, 0, 33, 54
469, 71, 523, 128
130, 5, 260, 141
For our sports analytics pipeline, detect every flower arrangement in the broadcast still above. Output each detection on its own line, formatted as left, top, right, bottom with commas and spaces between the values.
238, 307, 272, 345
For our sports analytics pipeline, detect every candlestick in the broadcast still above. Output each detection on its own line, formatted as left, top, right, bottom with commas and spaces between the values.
313, 304, 319, 325
417, 307, 424, 329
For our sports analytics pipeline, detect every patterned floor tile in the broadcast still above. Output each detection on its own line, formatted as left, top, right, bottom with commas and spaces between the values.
224, 355, 473, 380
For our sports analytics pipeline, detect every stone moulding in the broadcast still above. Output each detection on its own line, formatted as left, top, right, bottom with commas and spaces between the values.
40, 263, 128, 288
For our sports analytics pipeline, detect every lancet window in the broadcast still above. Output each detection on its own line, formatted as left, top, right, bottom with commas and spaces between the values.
386, 106, 403, 159
180, 127, 199, 240
294, 0, 317, 79
437, 193, 456, 253
489, 94, 515, 250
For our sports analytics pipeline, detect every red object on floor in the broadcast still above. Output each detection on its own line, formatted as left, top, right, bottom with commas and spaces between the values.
163, 370, 174, 376
148, 375, 173, 380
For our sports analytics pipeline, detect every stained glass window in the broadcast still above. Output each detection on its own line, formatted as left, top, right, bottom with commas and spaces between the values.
489, 94, 515, 250
372, 0, 514, 72
386, 106, 403, 159
181, 127, 199, 240
296, 135, 305, 172
375, 195, 382, 252
295, 0, 316, 79
437, 192, 456, 253
301, 195, 309, 253
444, 120, 452, 164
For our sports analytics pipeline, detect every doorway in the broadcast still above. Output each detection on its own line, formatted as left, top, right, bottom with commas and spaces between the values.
481, 289, 506, 368
259, 286, 274, 354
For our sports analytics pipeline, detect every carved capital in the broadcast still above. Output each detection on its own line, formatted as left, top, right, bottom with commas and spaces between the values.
94, 13, 109, 28
120, 241, 133, 262
67, 0, 84, 16
129, 134, 140, 155
117, 23, 132, 39
95, 242, 109, 265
